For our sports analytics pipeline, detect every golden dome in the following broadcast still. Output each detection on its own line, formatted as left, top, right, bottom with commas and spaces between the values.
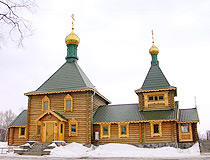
65, 29, 80, 45
149, 43, 159, 55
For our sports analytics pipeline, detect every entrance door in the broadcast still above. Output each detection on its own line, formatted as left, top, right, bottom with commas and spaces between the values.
45, 122, 54, 142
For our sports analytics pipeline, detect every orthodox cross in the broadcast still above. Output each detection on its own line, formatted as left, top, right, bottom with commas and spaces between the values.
152, 30, 154, 43
71, 14, 75, 30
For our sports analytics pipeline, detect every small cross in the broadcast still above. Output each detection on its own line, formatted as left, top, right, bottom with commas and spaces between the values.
71, 14, 75, 30
152, 30, 154, 43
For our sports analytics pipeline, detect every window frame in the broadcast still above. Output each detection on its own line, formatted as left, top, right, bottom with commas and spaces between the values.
64, 94, 73, 112
42, 96, 50, 111
100, 123, 111, 139
150, 121, 162, 137
19, 127, 26, 138
118, 122, 129, 138
69, 118, 78, 136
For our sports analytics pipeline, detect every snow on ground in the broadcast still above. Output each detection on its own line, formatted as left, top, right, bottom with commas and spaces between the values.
0, 142, 8, 147
0, 141, 201, 158
49, 142, 201, 158
49, 142, 90, 157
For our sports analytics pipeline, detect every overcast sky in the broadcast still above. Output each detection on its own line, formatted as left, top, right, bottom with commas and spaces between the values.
0, 0, 210, 134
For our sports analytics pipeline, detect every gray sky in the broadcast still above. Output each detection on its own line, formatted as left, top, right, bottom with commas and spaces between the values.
0, 0, 209, 134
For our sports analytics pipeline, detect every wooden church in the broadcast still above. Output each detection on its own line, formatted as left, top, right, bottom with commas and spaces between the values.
8, 17, 199, 147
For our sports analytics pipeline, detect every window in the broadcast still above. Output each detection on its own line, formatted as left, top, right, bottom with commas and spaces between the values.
64, 94, 73, 112
38, 125, 41, 134
148, 95, 164, 101
69, 119, 78, 136
150, 121, 162, 137
19, 127, 26, 138
42, 96, 50, 111
153, 124, 159, 133
181, 123, 189, 133
100, 124, 111, 139
60, 124, 63, 134
44, 102, 48, 110
71, 125, 76, 133
118, 123, 129, 138
103, 126, 108, 135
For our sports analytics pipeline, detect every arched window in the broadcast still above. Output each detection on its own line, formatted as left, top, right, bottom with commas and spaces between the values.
42, 96, 50, 111
64, 94, 73, 112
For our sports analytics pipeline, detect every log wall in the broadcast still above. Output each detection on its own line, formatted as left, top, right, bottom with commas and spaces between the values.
27, 92, 92, 144
8, 127, 26, 145
93, 123, 141, 144
142, 122, 177, 143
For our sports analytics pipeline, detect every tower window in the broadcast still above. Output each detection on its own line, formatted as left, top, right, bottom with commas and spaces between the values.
148, 95, 164, 101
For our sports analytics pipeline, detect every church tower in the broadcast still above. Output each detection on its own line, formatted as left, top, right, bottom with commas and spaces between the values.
135, 31, 177, 111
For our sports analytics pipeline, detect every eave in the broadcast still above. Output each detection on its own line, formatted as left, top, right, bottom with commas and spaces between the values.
93, 119, 178, 125
24, 88, 111, 104
135, 87, 177, 94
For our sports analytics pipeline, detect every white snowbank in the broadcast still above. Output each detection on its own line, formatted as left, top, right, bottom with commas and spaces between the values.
89, 143, 200, 158
0, 142, 8, 147
49, 142, 88, 157
49, 142, 201, 158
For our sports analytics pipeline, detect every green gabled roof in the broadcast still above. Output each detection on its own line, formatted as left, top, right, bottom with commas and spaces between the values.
139, 63, 173, 90
9, 110, 27, 127
179, 108, 199, 122
93, 102, 178, 123
93, 104, 143, 123
28, 61, 95, 93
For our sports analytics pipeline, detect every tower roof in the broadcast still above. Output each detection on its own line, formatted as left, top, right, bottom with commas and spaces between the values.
138, 64, 173, 90
34, 61, 96, 93
136, 31, 176, 92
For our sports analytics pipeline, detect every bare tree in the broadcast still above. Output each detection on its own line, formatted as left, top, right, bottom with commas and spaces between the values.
0, 0, 37, 48
0, 109, 16, 141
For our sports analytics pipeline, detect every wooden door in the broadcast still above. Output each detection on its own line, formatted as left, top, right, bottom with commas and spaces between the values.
45, 122, 54, 142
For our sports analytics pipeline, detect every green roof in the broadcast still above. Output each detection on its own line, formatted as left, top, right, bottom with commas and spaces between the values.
52, 110, 67, 121
138, 62, 173, 90
93, 102, 178, 123
27, 61, 95, 93
9, 110, 27, 127
179, 108, 199, 122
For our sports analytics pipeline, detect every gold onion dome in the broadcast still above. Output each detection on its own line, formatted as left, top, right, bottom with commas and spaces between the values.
149, 43, 159, 55
149, 30, 159, 55
65, 29, 80, 45
65, 14, 80, 45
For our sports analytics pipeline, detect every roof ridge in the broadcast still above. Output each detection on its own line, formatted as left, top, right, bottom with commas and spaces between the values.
36, 62, 67, 91
75, 62, 95, 89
